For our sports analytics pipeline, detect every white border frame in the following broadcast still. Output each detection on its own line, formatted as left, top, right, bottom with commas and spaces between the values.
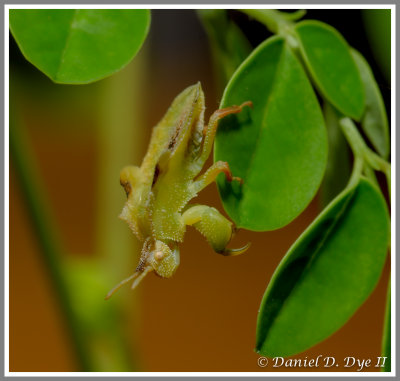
4, 4, 396, 377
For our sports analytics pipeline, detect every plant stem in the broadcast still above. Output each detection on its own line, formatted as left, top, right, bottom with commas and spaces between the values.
340, 117, 391, 198
240, 9, 282, 34
381, 276, 391, 372
95, 47, 148, 370
346, 156, 363, 189
363, 164, 379, 188
240, 9, 305, 48
9, 102, 91, 371
241, 9, 305, 35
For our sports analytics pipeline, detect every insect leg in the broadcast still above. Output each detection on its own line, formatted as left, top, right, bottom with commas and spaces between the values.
182, 205, 250, 256
191, 160, 242, 194
198, 101, 252, 164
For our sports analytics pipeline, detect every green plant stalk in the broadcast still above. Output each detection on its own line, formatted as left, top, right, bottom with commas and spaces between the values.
96, 57, 145, 272
9, 102, 91, 371
381, 276, 391, 372
241, 9, 305, 34
95, 48, 148, 370
347, 156, 364, 189
363, 165, 379, 188
340, 117, 391, 198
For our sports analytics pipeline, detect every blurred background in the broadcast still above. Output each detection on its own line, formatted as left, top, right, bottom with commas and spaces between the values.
9, 9, 391, 372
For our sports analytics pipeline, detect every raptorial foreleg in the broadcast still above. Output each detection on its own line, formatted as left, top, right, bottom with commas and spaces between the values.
182, 205, 250, 256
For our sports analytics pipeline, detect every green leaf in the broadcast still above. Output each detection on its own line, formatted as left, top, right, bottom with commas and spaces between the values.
198, 10, 252, 90
9, 9, 150, 84
351, 49, 390, 158
256, 178, 390, 357
381, 278, 391, 372
64, 257, 134, 371
295, 20, 365, 120
320, 102, 351, 207
215, 36, 327, 231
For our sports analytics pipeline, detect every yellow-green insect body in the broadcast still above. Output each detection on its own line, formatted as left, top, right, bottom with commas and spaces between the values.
106, 83, 251, 298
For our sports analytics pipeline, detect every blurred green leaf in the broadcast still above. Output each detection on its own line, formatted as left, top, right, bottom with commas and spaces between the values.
198, 10, 252, 90
64, 257, 135, 371
256, 178, 390, 357
9, 9, 150, 84
295, 20, 365, 120
352, 49, 390, 158
320, 102, 351, 207
215, 36, 327, 231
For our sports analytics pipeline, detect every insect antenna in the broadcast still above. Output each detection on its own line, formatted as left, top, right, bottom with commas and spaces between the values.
105, 271, 141, 300
105, 266, 155, 300
131, 266, 153, 290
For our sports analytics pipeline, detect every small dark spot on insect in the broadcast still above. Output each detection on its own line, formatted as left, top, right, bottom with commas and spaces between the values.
152, 164, 160, 187
120, 180, 131, 197
168, 137, 176, 150
168, 120, 183, 150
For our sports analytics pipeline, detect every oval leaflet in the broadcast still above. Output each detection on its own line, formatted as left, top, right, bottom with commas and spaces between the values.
295, 20, 365, 120
256, 178, 390, 357
10, 9, 150, 84
215, 36, 327, 231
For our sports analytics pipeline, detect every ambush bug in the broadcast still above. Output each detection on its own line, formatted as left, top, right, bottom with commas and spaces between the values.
105, 82, 252, 299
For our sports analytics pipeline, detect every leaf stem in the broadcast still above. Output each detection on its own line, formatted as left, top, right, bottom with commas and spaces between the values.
240, 9, 305, 36
381, 275, 391, 372
94, 53, 148, 371
347, 156, 363, 189
363, 164, 379, 188
9, 104, 91, 370
340, 117, 391, 198
240, 9, 280, 33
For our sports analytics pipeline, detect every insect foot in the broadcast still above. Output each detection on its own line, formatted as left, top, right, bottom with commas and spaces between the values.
105, 82, 251, 299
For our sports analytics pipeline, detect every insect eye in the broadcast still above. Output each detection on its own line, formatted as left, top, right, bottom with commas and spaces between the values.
154, 251, 164, 261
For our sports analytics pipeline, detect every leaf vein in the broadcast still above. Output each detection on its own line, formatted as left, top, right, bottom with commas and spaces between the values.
260, 184, 358, 345
55, 9, 78, 81
238, 42, 285, 225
